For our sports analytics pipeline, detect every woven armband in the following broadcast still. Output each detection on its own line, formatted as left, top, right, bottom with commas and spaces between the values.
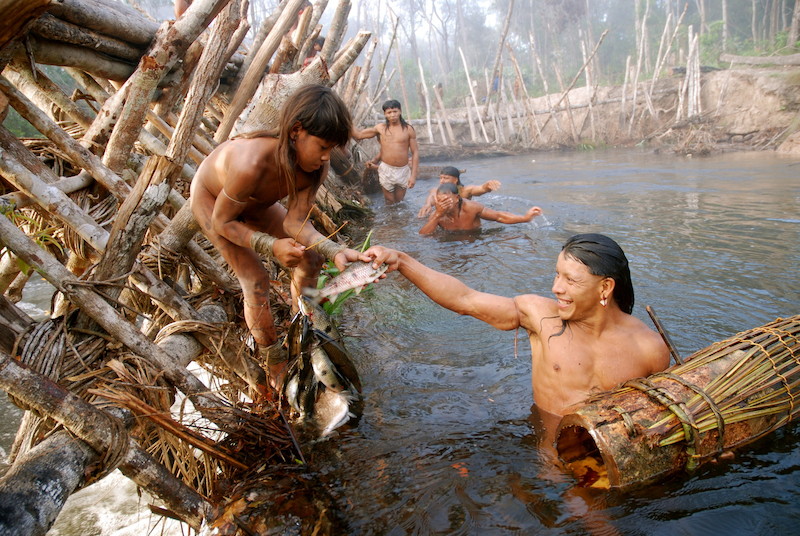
316, 238, 347, 260
250, 232, 277, 258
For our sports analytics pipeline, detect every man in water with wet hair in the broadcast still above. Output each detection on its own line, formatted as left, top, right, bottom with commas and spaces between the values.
352, 99, 419, 205
419, 182, 542, 235
365, 234, 669, 425
418, 166, 502, 218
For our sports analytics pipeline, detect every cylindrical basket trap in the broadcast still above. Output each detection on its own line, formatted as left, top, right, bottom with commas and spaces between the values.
555, 314, 800, 490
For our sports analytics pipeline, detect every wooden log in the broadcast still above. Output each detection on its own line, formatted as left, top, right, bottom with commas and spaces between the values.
236, 57, 329, 133
719, 52, 800, 65
0, 212, 227, 412
100, 5, 235, 294
5, 56, 95, 129
556, 315, 800, 490
1, 72, 238, 292
30, 13, 144, 62
23, 35, 144, 83
47, 0, 159, 47
229, 0, 289, 95
0, 137, 258, 390
320, 0, 350, 65
0, 128, 109, 253
102, 0, 232, 173
326, 29, 371, 86
0, 0, 52, 52
0, 349, 212, 531
0, 430, 99, 536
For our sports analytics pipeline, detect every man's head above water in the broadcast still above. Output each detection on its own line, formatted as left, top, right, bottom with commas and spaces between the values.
560, 233, 635, 315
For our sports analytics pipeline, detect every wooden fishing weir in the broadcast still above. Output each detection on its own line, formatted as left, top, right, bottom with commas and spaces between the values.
0, 0, 387, 533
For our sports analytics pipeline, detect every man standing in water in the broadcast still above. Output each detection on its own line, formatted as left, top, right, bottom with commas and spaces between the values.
352, 99, 419, 205
419, 183, 542, 234
366, 234, 669, 423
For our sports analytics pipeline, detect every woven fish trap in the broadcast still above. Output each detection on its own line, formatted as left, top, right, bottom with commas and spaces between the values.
556, 314, 800, 489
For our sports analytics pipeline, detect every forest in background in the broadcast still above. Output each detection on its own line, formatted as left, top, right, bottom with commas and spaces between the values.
4, 0, 800, 138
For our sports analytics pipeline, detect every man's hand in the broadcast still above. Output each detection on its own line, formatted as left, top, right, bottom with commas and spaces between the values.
484, 180, 501, 191
526, 206, 543, 220
433, 195, 455, 215
364, 246, 400, 273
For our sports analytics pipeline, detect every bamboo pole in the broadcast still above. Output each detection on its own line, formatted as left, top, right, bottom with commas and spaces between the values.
389, 42, 410, 118
416, 57, 435, 143
628, 0, 650, 135
464, 96, 478, 142
552, 64, 579, 143
529, 30, 563, 136
458, 47, 490, 143
505, 42, 544, 144
484, 0, 515, 112
433, 83, 456, 145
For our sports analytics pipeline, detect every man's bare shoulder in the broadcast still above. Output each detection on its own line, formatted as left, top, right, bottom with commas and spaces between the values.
514, 294, 558, 333
618, 314, 670, 371
461, 198, 484, 214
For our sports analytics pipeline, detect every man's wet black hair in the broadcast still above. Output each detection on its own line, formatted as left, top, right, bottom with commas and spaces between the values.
440, 166, 460, 179
561, 233, 635, 314
382, 99, 409, 129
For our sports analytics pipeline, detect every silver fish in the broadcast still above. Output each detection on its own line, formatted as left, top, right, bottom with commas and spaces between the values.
313, 388, 360, 436
304, 261, 388, 302
310, 343, 347, 392
298, 295, 342, 341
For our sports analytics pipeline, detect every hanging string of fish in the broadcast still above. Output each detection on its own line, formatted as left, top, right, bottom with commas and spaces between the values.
281, 295, 365, 436
281, 256, 387, 436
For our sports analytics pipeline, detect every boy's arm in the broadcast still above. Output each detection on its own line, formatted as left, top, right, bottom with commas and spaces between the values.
463, 180, 501, 198
479, 206, 542, 224
417, 188, 437, 218
419, 211, 443, 235
283, 178, 367, 269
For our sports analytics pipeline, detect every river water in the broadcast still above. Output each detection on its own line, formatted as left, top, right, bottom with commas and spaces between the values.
2, 148, 799, 534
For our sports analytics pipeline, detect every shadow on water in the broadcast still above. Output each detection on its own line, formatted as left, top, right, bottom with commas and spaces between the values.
6, 148, 800, 534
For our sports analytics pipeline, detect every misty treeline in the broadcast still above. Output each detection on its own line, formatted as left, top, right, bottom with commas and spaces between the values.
129, 0, 799, 119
